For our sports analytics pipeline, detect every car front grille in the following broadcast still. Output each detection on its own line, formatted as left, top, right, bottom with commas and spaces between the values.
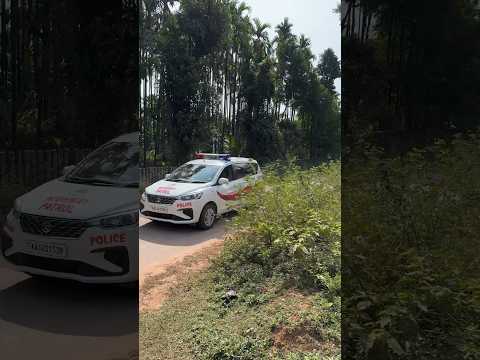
147, 194, 176, 205
20, 213, 88, 238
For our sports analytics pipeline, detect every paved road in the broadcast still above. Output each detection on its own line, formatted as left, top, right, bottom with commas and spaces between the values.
0, 265, 138, 360
139, 215, 227, 281
0, 216, 226, 359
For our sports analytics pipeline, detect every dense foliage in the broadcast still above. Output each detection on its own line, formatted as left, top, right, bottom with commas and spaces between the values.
211, 162, 341, 358
0, 0, 138, 148
140, 0, 340, 165
217, 162, 340, 291
342, 0, 480, 151
342, 2, 480, 357
343, 132, 480, 359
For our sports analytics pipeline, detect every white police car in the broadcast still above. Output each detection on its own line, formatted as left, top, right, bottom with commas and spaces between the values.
1, 133, 139, 284
140, 153, 262, 229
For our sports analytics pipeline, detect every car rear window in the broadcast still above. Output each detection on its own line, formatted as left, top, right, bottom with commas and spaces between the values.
232, 163, 256, 180
218, 165, 234, 181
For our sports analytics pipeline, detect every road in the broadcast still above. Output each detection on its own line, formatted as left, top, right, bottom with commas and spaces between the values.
139, 215, 227, 282
0, 216, 226, 360
0, 266, 138, 360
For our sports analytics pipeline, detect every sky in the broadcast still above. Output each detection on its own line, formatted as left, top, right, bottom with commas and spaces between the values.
243, 0, 341, 92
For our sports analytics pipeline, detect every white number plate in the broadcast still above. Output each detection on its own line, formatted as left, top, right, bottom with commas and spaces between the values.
151, 204, 169, 213
26, 241, 67, 258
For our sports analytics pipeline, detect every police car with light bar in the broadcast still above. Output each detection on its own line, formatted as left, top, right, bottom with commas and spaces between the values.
1, 133, 139, 284
140, 153, 262, 229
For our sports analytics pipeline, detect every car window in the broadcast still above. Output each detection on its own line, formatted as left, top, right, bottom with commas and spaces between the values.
232, 164, 244, 180
233, 163, 257, 180
218, 165, 233, 181
246, 163, 257, 175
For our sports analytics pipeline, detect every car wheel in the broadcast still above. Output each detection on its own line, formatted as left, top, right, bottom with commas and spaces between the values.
198, 203, 217, 230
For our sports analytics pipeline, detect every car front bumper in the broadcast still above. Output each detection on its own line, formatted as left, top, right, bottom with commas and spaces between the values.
140, 198, 200, 224
0, 214, 138, 284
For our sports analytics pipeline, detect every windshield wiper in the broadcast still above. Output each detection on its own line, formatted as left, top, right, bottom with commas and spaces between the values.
65, 176, 117, 186
64, 176, 91, 184
120, 182, 139, 188
168, 178, 206, 184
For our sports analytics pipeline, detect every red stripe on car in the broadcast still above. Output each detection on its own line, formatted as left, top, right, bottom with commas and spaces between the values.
217, 186, 252, 201
217, 191, 239, 201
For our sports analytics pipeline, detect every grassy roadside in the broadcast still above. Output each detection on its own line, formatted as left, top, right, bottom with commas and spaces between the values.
140, 162, 341, 360
141, 264, 339, 360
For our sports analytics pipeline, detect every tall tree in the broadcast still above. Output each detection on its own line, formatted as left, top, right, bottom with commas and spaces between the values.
139, 0, 341, 165
318, 48, 341, 95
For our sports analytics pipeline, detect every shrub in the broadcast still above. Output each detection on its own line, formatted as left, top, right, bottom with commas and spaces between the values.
343, 131, 480, 359
214, 161, 341, 292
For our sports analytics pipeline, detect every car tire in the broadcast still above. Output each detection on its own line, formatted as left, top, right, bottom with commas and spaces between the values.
197, 203, 217, 230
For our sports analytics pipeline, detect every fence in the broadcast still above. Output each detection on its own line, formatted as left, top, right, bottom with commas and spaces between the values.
140, 166, 173, 189
0, 149, 91, 188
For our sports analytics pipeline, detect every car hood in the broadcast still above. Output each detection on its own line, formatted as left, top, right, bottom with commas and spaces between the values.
16, 178, 138, 220
145, 180, 208, 197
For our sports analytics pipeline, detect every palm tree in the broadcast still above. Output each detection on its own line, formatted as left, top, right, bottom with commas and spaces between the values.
252, 18, 271, 60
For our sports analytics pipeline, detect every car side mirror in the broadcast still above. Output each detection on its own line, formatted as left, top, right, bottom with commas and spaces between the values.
62, 165, 75, 176
165, 173, 171, 179
218, 177, 229, 185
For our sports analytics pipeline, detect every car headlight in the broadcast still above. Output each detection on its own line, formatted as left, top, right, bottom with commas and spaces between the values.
178, 192, 203, 201
89, 211, 139, 228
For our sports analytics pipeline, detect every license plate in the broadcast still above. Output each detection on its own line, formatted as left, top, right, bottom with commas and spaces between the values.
151, 204, 169, 213
26, 241, 67, 258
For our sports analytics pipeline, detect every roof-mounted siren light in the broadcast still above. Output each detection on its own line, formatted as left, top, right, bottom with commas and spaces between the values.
195, 152, 231, 161
218, 154, 231, 161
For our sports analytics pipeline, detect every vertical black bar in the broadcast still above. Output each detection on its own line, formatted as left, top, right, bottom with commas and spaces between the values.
0, 0, 139, 359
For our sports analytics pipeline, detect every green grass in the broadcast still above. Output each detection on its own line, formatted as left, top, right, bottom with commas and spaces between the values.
140, 267, 339, 360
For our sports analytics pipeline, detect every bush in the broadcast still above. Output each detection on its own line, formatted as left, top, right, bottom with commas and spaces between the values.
343, 131, 480, 359
214, 161, 341, 292
207, 162, 341, 358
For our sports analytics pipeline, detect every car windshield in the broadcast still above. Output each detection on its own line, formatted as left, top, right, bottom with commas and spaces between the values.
65, 141, 139, 187
167, 163, 221, 184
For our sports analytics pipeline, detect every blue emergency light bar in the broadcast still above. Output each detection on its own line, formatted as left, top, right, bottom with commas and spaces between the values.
195, 152, 231, 161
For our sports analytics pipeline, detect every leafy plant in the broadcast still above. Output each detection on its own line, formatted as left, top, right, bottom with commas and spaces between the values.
343, 131, 480, 359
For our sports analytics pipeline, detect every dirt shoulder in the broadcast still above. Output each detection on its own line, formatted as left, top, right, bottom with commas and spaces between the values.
140, 240, 224, 312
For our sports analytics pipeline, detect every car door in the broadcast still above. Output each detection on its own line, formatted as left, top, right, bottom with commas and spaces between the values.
215, 165, 237, 213
243, 162, 259, 191
232, 163, 250, 193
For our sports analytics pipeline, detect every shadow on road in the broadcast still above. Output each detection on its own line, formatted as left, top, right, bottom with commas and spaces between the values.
139, 217, 227, 246
0, 275, 138, 337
